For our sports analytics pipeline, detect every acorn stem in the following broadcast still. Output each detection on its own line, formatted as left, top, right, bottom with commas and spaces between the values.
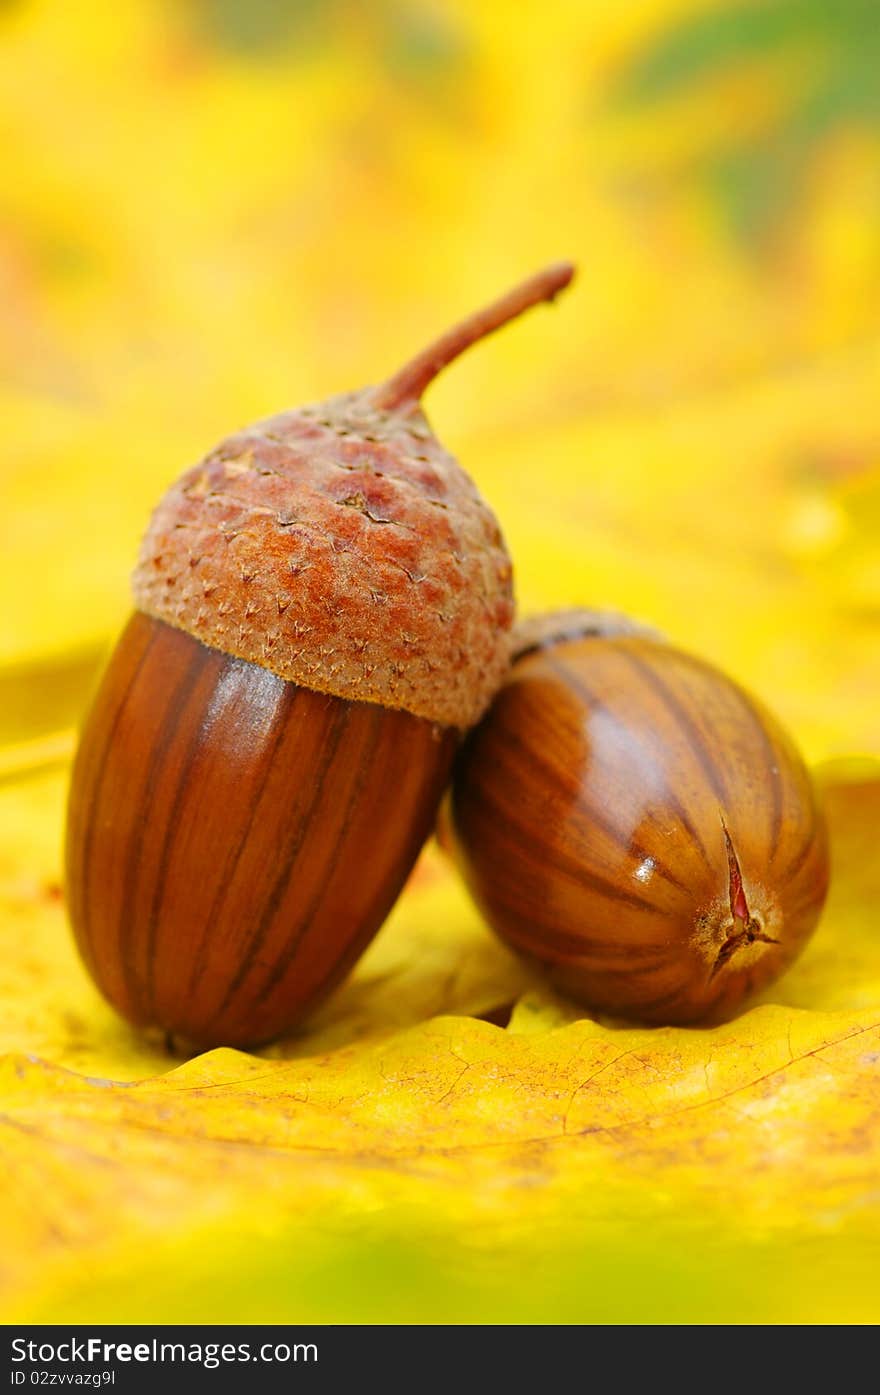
372, 262, 575, 411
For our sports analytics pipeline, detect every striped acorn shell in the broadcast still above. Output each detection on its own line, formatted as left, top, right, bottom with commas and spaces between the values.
445, 610, 830, 1025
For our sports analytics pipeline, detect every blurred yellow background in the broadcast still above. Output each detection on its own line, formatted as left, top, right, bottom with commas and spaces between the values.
3, 0, 879, 769
3, 0, 880, 1325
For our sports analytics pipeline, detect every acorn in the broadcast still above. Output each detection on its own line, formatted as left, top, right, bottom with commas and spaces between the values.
65, 263, 575, 1048
442, 610, 830, 1025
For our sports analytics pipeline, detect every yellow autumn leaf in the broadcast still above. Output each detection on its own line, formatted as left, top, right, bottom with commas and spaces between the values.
1, 761, 879, 1323
3, 0, 880, 1326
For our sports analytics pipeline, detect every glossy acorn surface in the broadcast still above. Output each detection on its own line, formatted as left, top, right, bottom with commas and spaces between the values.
444, 617, 830, 1025
64, 266, 575, 1048
67, 612, 456, 1047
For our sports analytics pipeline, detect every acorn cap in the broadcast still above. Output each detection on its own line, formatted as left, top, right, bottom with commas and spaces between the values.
132, 264, 574, 730
512, 607, 661, 662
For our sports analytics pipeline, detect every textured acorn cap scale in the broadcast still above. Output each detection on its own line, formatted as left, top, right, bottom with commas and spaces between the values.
512, 607, 661, 660
133, 264, 575, 730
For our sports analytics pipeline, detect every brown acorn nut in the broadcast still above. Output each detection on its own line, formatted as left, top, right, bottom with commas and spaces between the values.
443, 609, 830, 1026
65, 264, 575, 1048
